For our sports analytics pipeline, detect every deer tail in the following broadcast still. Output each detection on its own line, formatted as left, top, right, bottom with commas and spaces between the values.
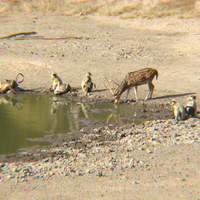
155, 70, 158, 80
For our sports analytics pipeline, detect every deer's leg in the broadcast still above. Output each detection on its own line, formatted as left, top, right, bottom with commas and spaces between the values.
134, 86, 138, 102
145, 82, 151, 100
145, 82, 154, 100
149, 82, 154, 99
125, 89, 130, 103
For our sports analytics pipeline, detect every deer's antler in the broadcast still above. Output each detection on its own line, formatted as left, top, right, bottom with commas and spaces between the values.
111, 76, 119, 86
104, 77, 114, 95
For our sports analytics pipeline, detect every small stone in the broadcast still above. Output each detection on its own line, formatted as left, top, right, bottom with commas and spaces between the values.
15, 168, 21, 172
129, 159, 135, 169
0, 163, 6, 168
146, 149, 152, 154
96, 171, 103, 177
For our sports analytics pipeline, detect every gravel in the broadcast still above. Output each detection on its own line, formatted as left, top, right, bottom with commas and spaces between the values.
0, 118, 199, 183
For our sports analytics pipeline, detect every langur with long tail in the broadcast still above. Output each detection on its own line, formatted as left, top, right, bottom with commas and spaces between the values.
0, 73, 24, 94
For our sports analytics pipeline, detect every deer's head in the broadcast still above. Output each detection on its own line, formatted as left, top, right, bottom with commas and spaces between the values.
105, 77, 121, 104
114, 89, 122, 104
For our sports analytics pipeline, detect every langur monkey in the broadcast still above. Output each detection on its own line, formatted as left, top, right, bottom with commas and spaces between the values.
50, 72, 71, 95
185, 95, 198, 117
82, 72, 95, 96
50, 72, 62, 92
54, 84, 71, 95
170, 99, 186, 121
0, 73, 24, 94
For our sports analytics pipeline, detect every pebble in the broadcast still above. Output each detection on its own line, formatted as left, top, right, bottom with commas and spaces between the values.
0, 118, 199, 182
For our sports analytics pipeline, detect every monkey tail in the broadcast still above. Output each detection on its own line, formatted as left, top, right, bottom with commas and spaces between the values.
16, 73, 24, 84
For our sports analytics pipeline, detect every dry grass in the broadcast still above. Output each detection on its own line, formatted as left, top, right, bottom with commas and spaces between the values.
0, 0, 199, 18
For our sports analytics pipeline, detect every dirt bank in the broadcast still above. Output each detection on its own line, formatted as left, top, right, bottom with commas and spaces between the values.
0, 13, 200, 199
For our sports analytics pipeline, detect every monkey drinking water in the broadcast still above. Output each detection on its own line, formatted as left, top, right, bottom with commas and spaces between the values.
0, 73, 24, 94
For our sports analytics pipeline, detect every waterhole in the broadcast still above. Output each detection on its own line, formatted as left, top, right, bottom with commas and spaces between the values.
0, 94, 172, 154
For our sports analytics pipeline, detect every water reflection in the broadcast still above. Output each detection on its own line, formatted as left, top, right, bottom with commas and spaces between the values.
0, 94, 159, 154
0, 94, 24, 110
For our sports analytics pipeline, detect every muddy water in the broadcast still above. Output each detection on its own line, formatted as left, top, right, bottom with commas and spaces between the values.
0, 94, 172, 154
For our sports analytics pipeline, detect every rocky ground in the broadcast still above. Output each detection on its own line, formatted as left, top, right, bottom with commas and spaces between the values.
0, 13, 200, 199
1, 118, 200, 181
0, 118, 200, 199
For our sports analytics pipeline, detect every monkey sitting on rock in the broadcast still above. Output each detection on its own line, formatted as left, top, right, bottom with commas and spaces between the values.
50, 72, 71, 95
170, 99, 186, 121
185, 95, 198, 117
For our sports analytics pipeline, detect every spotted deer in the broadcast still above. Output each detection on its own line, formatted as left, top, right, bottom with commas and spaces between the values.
107, 68, 158, 104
